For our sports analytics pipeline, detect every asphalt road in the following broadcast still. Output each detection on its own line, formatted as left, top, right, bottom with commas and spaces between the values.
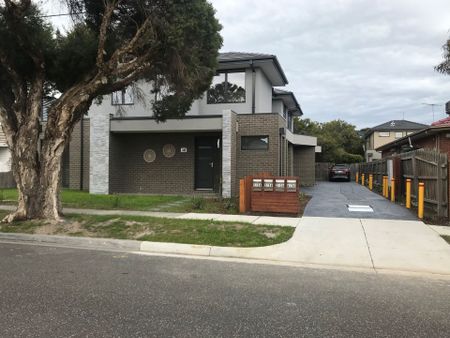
302, 181, 417, 220
0, 243, 449, 337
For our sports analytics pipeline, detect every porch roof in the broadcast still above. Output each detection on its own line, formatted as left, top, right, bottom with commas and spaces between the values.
286, 129, 317, 147
110, 115, 222, 133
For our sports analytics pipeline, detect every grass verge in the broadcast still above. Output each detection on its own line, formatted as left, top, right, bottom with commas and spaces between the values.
0, 211, 294, 247
442, 235, 450, 245
0, 189, 240, 214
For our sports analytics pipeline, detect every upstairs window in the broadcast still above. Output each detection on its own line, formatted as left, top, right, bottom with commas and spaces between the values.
207, 71, 246, 104
112, 86, 134, 105
395, 132, 403, 138
378, 131, 390, 137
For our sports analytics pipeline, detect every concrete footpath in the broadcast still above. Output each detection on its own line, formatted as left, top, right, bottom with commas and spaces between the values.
0, 210, 449, 276
0, 205, 301, 227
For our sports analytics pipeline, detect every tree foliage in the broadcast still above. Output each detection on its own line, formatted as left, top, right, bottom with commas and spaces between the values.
436, 37, 450, 75
0, 0, 222, 221
294, 118, 364, 163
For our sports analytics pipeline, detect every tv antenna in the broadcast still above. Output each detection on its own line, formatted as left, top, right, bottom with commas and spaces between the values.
422, 103, 443, 122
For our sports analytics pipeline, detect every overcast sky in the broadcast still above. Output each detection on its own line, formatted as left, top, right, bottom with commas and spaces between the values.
208, 0, 450, 129
43, 0, 450, 129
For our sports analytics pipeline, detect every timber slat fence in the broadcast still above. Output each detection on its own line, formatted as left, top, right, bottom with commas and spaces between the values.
315, 162, 332, 181
354, 149, 448, 218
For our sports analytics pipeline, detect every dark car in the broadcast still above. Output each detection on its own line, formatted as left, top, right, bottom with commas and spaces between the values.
329, 164, 351, 182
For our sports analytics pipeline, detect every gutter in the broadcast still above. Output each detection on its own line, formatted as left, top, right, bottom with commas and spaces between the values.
80, 118, 84, 191
251, 60, 256, 114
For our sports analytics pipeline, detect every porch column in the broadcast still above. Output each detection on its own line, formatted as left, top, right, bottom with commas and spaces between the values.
89, 111, 110, 194
222, 110, 237, 198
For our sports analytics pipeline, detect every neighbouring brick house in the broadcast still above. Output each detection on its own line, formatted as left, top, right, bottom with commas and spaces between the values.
63, 52, 319, 197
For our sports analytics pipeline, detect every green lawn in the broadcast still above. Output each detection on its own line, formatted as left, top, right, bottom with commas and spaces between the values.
443, 235, 450, 245
0, 211, 294, 247
0, 188, 239, 214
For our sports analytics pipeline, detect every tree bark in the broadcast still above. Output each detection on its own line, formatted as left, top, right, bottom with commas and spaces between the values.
3, 122, 72, 222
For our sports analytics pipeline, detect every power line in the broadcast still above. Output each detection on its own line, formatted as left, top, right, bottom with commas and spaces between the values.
40, 12, 85, 18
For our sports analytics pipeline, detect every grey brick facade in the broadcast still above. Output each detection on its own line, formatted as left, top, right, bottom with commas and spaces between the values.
109, 132, 221, 195
293, 146, 316, 186
235, 113, 283, 181
62, 119, 90, 191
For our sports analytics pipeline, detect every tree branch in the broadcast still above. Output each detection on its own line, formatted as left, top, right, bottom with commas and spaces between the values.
96, 0, 120, 69
105, 16, 155, 71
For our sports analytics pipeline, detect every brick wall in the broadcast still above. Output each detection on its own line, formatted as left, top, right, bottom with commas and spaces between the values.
109, 132, 221, 194
235, 113, 282, 193
63, 119, 90, 191
293, 146, 315, 186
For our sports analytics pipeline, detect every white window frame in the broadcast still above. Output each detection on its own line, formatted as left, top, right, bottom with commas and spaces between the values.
111, 86, 134, 105
378, 131, 390, 137
395, 132, 403, 138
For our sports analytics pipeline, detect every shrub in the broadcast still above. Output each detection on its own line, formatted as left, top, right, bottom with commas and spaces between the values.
191, 196, 206, 210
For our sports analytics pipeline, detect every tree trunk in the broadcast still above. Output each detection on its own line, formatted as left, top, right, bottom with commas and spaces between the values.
3, 136, 67, 223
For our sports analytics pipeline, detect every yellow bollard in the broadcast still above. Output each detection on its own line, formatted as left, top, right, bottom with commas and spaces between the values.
369, 174, 373, 191
406, 179, 411, 209
361, 173, 365, 186
391, 178, 395, 202
418, 182, 424, 219
355, 172, 359, 184
383, 176, 388, 197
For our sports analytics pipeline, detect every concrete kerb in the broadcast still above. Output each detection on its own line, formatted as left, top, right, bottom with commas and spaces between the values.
2, 232, 450, 279
0, 232, 141, 251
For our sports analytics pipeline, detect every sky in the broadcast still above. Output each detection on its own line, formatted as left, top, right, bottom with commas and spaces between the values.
208, 0, 450, 128
42, 0, 450, 129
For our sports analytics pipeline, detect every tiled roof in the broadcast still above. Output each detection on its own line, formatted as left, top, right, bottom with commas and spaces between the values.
431, 116, 450, 126
370, 120, 428, 131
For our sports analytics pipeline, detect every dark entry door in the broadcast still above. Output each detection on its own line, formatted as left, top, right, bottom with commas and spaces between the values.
195, 137, 218, 190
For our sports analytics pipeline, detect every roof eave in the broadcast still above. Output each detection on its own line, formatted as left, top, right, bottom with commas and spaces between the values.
219, 56, 288, 85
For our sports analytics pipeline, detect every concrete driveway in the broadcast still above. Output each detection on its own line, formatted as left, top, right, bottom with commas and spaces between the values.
302, 181, 417, 220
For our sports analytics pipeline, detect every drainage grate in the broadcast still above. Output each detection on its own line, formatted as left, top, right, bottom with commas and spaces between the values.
347, 204, 374, 212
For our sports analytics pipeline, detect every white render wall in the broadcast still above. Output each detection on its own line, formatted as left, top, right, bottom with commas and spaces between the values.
0, 148, 11, 172
254, 69, 273, 113
87, 67, 276, 119
89, 110, 110, 194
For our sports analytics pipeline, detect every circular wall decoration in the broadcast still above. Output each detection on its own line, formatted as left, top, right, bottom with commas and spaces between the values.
143, 149, 156, 163
162, 144, 176, 158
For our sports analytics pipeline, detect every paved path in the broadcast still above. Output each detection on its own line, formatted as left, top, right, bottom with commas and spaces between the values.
302, 181, 417, 220
191, 216, 450, 275
2, 243, 450, 337
0, 205, 301, 227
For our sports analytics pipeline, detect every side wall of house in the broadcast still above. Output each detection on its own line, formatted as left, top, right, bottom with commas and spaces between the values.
293, 146, 315, 186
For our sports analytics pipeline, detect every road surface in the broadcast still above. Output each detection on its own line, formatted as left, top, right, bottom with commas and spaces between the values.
0, 243, 449, 337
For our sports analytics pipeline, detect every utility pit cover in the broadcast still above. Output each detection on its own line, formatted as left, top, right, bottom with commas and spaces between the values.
347, 204, 374, 212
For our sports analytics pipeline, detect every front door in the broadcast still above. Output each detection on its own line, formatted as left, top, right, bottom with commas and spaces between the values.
195, 137, 218, 190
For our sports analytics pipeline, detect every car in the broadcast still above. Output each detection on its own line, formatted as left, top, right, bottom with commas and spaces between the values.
329, 164, 351, 182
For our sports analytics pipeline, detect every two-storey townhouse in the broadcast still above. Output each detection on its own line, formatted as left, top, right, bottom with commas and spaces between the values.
62, 52, 319, 197
364, 120, 428, 162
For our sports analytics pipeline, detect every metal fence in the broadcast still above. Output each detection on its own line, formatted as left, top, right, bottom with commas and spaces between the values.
354, 149, 448, 218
